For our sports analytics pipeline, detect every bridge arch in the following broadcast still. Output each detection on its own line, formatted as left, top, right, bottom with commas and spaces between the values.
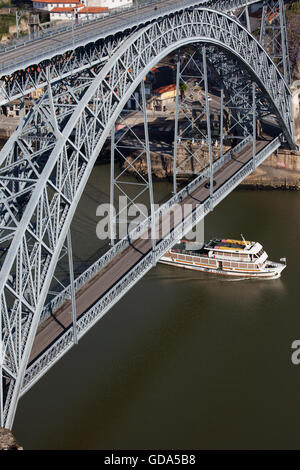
0, 7, 295, 428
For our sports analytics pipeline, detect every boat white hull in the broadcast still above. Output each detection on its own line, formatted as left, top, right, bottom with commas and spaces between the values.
159, 257, 286, 279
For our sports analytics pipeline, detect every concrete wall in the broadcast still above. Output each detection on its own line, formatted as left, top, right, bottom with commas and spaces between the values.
291, 81, 300, 147
95, 0, 132, 9
263, 149, 300, 171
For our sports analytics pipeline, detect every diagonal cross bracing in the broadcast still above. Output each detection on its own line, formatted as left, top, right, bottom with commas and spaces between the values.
0, 6, 296, 429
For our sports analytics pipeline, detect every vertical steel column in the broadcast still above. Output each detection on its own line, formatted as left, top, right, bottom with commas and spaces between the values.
245, 4, 251, 32
72, 12, 75, 50
110, 123, 116, 246
46, 66, 61, 139
173, 48, 181, 195
252, 82, 256, 170
220, 86, 224, 158
278, 0, 290, 85
67, 230, 78, 345
140, 79, 156, 260
260, 1, 267, 44
202, 46, 214, 210
259, 0, 290, 85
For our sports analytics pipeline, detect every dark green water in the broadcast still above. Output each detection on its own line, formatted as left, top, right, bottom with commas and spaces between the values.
12, 166, 300, 449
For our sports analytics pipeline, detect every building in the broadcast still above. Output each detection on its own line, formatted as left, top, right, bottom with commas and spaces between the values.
32, 0, 82, 12
151, 84, 177, 112
75, 6, 110, 19
32, 0, 132, 22
88, 0, 132, 8
0, 88, 44, 119
1, 100, 31, 118
50, 4, 109, 21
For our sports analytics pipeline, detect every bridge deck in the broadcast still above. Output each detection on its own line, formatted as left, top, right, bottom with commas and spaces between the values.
0, 0, 201, 74
0, 0, 256, 75
28, 138, 268, 366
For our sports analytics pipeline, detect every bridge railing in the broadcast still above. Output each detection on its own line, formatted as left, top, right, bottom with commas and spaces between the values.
0, 1, 199, 55
213, 135, 282, 205
22, 135, 279, 395
23, 177, 213, 395
254, 135, 282, 167
40, 135, 251, 324
0, 0, 258, 74
0, 0, 184, 62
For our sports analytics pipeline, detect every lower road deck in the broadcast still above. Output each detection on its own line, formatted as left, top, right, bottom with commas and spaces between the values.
27, 137, 269, 368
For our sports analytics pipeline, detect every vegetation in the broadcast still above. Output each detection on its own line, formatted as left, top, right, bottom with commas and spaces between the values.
179, 82, 187, 92
0, 13, 16, 36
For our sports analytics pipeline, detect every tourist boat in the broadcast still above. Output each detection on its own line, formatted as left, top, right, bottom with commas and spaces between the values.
159, 237, 286, 279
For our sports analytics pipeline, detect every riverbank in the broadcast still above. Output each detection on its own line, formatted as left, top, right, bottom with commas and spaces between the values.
240, 148, 300, 190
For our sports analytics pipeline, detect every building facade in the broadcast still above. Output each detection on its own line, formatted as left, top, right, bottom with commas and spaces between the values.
32, 0, 132, 21
151, 84, 177, 112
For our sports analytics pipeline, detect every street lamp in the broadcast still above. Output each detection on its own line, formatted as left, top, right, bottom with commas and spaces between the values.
15, 10, 21, 39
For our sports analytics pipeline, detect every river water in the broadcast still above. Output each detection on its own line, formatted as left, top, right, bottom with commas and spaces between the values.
12, 163, 300, 449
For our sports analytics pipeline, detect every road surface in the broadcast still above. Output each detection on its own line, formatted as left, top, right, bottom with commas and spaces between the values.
28, 137, 269, 365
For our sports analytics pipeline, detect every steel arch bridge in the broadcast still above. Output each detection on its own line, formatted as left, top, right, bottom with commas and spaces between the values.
0, 0, 296, 429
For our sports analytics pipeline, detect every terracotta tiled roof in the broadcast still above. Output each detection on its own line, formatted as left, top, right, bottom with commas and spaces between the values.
78, 6, 108, 13
154, 84, 177, 94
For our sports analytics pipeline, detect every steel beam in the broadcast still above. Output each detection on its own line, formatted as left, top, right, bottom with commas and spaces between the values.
67, 230, 78, 345
202, 45, 214, 209
21, 135, 282, 397
220, 86, 224, 158
173, 48, 181, 195
0, 6, 296, 429
110, 123, 116, 246
259, 0, 291, 85
252, 82, 256, 169
140, 79, 156, 259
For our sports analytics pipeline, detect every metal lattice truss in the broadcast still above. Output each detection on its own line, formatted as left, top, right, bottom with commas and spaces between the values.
260, 0, 291, 84
21, 134, 282, 399
173, 46, 212, 180
207, 49, 255, 138
0, 7, 295, 428
111, 84, 155, 241
0, 36, 123, 105
0, 0, 288, 105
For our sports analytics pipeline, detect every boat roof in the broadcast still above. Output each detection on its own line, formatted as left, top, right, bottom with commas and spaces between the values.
204, 238, 263, 254
170, 239, 264, 256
